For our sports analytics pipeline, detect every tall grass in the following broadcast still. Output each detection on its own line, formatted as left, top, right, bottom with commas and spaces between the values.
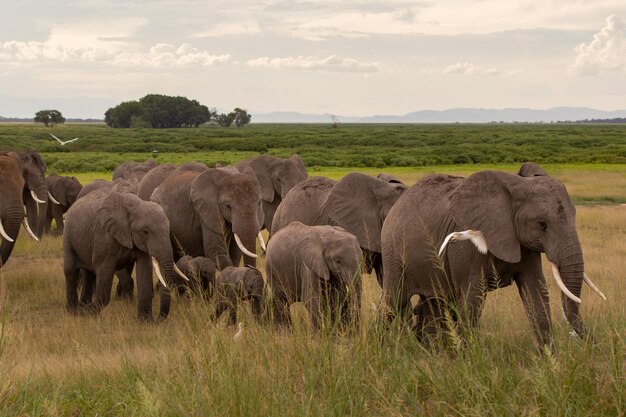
0, 199, 624, 415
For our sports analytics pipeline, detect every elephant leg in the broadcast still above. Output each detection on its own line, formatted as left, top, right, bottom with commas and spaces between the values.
51, 204, 65, 235
64, 258, 81, 313
514, 253, 554, 351
371, 252, 384, 289
303, 279, 322, 330
91, 263, 116, 314
115, 265, 135, 301
43, 204, 52, 235
380, 284, 413, 327
271, 292, 291, 328
413, 297, 448, 344
135, 255, 155, 321
79, 269, 96, 305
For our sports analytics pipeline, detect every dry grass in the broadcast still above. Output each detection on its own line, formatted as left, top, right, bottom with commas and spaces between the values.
0, 167, 624, 416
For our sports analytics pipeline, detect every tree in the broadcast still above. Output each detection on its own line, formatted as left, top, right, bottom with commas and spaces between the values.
215, 108, 252, 127
104, 94, 211, 128
234, 108, 252, 127
216, 112, 236, 127
34, 110, 65, 127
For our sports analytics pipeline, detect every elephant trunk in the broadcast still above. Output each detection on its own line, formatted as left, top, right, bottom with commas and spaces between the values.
0, 202, 24, 267
551, 234, 586, 338
152, 248, 177, 319
232, 213, 259, 267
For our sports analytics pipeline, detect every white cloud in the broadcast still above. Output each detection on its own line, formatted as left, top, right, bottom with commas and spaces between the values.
247, 55, 381, 73
443, 62, 502, 76
569, 15, 626, 76
194, 21, 262, 38
0, 41, 229, 68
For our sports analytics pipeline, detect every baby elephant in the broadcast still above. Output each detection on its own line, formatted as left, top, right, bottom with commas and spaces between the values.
175, 255, 217, 297
213, 265, 265, 324
265, 222, 363, 329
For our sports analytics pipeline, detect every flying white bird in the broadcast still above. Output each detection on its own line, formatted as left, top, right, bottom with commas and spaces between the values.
438, 230, 488, 257
233, 322, 244, 341
50, 133, 79, 145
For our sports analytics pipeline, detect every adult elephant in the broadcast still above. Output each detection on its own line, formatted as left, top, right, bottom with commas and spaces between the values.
380, 163, 605, 350
137, 162, 207, 201
152, 167, 264, 269
235, 155, 307, 234
64, 191, 187, 320
265, 222, 362, 329
272, 173, 406, 286
112, 159, 158, 181
20, 150, 49, 239
43, 175, 83, 235
77, 178, 139, 200
0, 153, 39, 267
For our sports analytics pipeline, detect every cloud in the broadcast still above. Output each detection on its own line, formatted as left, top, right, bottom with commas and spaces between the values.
246, 55, 381, 73
443, 62, 502, 76
0, 41, 229, 68
569, 15, 626, 76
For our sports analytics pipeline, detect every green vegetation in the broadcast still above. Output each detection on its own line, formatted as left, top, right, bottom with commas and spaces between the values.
1, 123, 625, 172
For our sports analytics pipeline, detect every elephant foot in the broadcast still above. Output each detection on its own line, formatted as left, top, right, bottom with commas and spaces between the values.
116, 283, 134, 302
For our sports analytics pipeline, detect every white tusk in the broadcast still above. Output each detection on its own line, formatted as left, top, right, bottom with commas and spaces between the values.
30, 190, 46, 204
151, 257, 167, 288
550, 262, 581, 304
48, 192, 61, 205
22, 218, 39, 241
583, 273, 607, 301
0, 219, 15, 242
173, 262, 190, 282
257, 231, 267, 252
234, 233, 258, 258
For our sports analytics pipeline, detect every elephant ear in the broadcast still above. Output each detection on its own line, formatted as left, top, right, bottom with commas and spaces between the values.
51, 179, 68, 206
450, 171, 522, 264
517, 162, 548, 177
301, 234, 330, 281
190, 169, 231, 234
97, 192, 137, 249
327, 173, 386, 252
258, 164, 276, 203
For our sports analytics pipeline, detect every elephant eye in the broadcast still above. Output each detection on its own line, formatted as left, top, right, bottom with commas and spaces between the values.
143, 229, 149, 235
539, 221, 547, 232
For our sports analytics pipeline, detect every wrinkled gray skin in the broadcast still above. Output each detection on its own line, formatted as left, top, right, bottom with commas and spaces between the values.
381, 163, 588, 351
77, 178, 138, 200
175, 255, 217, 297
138, 162, 208, 201
0, 153, 26, 267
112, 159, 158, 182
214, 265, 265, 324
265, 222, 363, 329
64, 191, 178, 321
20, 150, 49, 239
235, 155, 307, 234
272, 173, 406, 287
152, 167, 264, 269
44, 175, 83, 235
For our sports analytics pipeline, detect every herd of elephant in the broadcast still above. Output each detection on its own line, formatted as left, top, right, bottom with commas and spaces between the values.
0, 151, 607, 351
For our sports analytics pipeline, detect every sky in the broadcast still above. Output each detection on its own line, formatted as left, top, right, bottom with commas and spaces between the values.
0, 0, 625, 118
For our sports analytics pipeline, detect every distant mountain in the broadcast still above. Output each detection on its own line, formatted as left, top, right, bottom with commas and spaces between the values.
253, 107, 626, 123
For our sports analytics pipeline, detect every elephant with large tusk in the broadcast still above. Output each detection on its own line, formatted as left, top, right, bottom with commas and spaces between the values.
64, 191, 187, 321
151, 167, 264, 269
381, 162, 606, 351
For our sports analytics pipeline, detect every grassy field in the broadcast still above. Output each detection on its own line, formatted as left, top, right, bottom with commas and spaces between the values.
1, 123, 625, 415
0, 161, 625, 416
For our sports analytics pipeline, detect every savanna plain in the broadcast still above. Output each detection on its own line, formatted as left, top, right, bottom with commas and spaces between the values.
1, 123, 625, 416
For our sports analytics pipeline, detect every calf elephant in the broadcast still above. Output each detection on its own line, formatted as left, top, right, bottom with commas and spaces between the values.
272, 173, 406, 286
265, 222, 362, 329
44, 175, 83, 235
213, 265, 265, 324
175, 255, 217, 296
64, 191, 187, 321
381, 163, 605, 350
0, 153, 39, 267
235, 155, 307, 234
152, 167, 264, 269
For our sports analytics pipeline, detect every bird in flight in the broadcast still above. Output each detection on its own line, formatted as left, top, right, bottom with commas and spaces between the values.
50, 133, 79, 145
438, 229, 488, 257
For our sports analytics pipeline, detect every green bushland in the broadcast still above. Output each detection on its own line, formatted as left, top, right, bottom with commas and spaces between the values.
1, 123, 625, 172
